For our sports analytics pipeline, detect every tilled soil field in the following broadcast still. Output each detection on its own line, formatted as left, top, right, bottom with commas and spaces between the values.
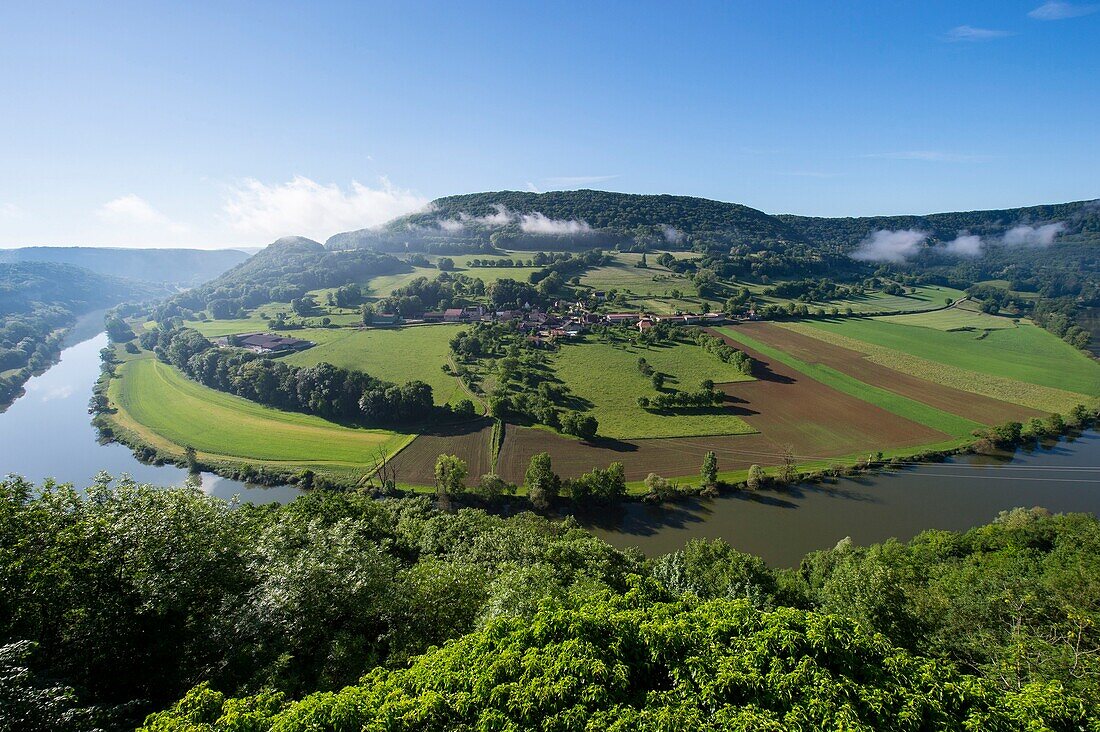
495, 331, 951, 482
735, 322, 1042, 424
388, 419, 494, 486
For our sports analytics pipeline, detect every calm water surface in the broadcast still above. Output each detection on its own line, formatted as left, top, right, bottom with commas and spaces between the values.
576, 431, 1100, 566
0, 318, 301, 504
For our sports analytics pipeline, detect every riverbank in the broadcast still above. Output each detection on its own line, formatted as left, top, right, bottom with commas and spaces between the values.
576, 429, 1100, 566
0, 308, 109, 413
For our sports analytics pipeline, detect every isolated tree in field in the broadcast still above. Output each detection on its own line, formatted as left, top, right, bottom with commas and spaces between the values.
184, 446, 199, 474
746, 464, 765, 490
694, 268, 718, 296
779, 445, 797, 484
434, 454, 467, 500
525, 452, 560, 509
473, 473, 514, 500
701, 451, 718, 488
437, 257, 455, 271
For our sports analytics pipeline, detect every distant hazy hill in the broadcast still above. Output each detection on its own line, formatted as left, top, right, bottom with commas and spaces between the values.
326, 189, 1099, 254
0, 261, 167, 316
0, 246, 251, 286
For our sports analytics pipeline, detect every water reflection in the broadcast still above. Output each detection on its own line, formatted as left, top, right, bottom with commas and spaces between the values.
0, 322, 300, 505
574, 431, 1100, 567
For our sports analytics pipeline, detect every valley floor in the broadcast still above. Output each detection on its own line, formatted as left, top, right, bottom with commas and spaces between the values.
108, 309, 1100, 492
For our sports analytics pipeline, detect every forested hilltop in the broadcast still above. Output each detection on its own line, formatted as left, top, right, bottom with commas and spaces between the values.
0, 262, 167, 409
327, 189, 1099, 256
1, 476, 1097, 730
0, 246, 251, 286
328, 190, 801, 252
151, 236, 406, 321
322, 189, 1098, 340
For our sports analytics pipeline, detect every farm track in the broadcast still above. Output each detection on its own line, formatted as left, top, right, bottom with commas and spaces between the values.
495, 330, 950, 482
388, 418, 495, 485
736, 322, 1043, 424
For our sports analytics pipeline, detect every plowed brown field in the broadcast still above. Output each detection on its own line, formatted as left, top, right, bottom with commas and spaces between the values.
389, 419, 493, 486
495, 329, 951, 482
736, 322, 1041, 424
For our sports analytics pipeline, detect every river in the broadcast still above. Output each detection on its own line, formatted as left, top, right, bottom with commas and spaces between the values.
576, 431, 1100, 566
0, 318, 302, 504
1, 321, 1097, 559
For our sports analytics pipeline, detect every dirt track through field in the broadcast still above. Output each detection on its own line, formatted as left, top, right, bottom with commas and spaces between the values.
737, 322, 1042, 424
495, 329, 952, 482
389, 419, 493, 486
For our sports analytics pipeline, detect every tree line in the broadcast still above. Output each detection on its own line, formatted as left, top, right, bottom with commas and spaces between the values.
142, 327, 436, 426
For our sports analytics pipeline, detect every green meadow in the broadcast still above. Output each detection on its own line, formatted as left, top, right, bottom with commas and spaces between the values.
108, 354, 411, 473
800, 317, 1100, 396
877, 306, 1016, 331
552, 337, 755, 439
281, 325, 468, 406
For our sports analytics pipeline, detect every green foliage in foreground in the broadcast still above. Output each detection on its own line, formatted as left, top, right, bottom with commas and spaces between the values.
144, 593, 1091, 732
2, 475, 1100, 730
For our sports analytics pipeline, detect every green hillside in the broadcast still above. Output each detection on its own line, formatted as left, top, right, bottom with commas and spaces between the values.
326, 189, 802, 251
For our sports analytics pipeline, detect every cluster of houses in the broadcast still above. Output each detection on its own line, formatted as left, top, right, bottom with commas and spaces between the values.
411, 303, 729, 344
214, 332, 314, 354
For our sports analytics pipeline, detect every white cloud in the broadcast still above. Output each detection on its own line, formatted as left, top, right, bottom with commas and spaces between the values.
467, 204, 515, 227
943, 233, 984, 257
850, 229, 929, 263
863, 150, 987, 162
0, 202, 22, 220
661, 225, 684, 244
222, 176, 427, 242
1028, 1, 1098, 20
543, 175, 619, 188
436, 204, 523, 232
1002, 222, 1065, 247
436, 218, 466, 232
943, 25, 1014, 41
519, 212, 592, 235
525, 182, 542, 193
97, 194, 180, 228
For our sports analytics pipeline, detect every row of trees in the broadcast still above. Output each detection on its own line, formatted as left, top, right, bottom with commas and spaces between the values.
637, 381, 724, 411
688, 328, 754, 374
433, 452, 624, 505
143, 327, 436, 425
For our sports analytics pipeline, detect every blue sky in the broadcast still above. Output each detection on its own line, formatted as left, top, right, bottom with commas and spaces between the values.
0, 0, 1097, 248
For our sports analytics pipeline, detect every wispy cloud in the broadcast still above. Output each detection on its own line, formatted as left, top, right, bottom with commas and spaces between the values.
1028, 1, 1098, 19
862, 150, 988, 163
1002, 222, 1065, 247
97, 194, 186, 232
0, 202, 23, 220
518, 212, 593, 235
543, 175, 619, 188
222, 176, 427, 242
525, 181, 542, 193
850, 229, 929, 263
943, 233, 984, 257
943, 25, 1014, 41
